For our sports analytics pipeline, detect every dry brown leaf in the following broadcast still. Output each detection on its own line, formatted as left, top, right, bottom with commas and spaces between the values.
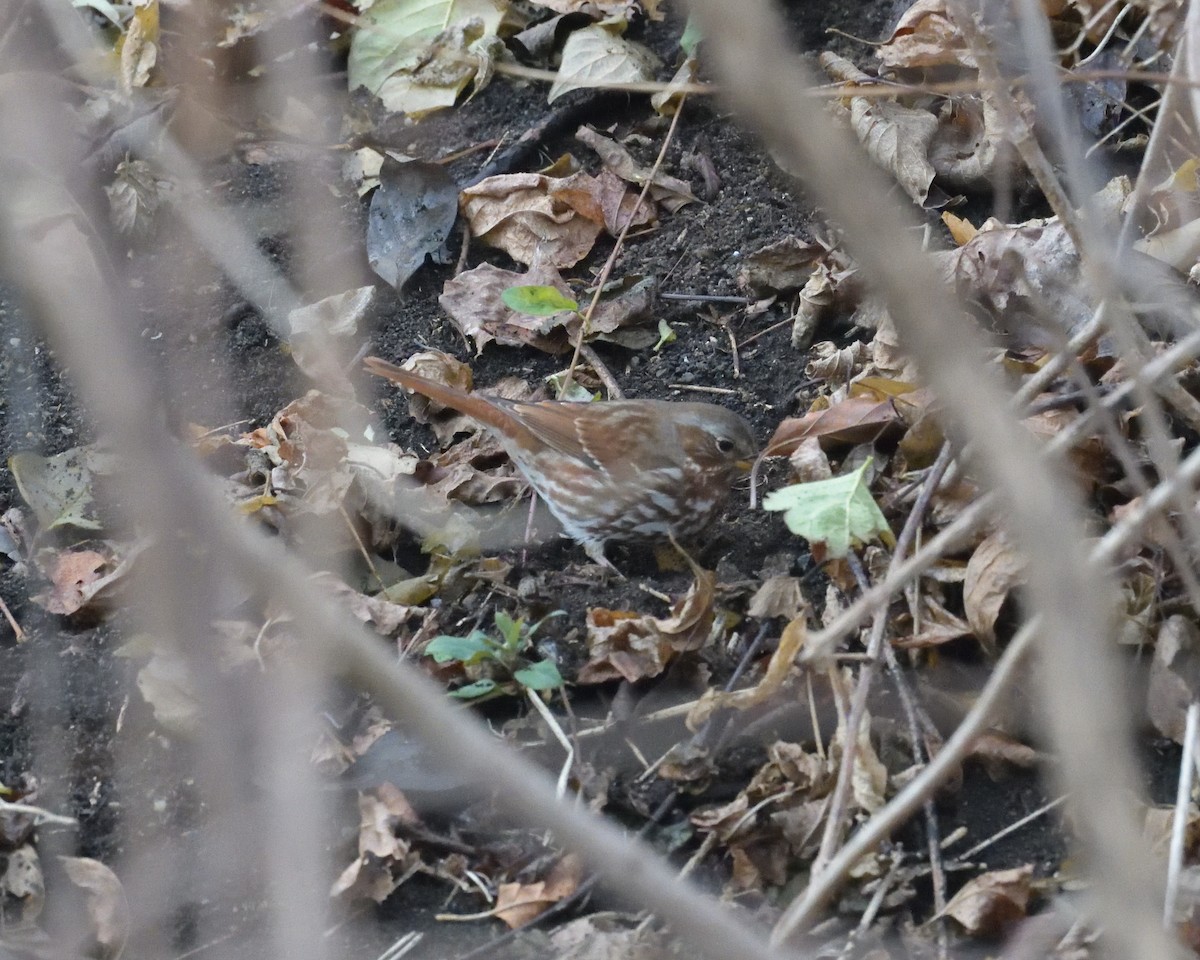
330, 785, 420, 902
875, 0, 973, 69
438, 262, 577, 354
747, 575, 807, 620
460, 171, 609, 266
738, 235, 828, 295
849, 96, 939, 207
576, 125, 696, 212
1147, 615, 1200, 743
548, 21, 660, 104
60, 857, 130, 960
894, 594, 972, 648
788, 437, 833, 483
686, 615, 807, 727
35, 548, 107, 615
765, 395, 903, 456
969, 731, 1040, 776
942, 865, 1034, 937
963, 531, 1024, 652
0, 844, 43, 924
579, 571, 715, 683
805, 340, 871, 381
833, 707, 888, 813
494, 853, 584, 928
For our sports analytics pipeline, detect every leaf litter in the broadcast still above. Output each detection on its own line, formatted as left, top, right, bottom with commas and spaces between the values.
7, 0, 1200, 955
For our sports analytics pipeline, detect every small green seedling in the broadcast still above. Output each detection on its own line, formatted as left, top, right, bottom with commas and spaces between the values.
424, 610, 565, 700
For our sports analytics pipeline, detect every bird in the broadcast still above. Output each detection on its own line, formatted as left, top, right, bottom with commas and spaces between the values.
364, 356, 757, 566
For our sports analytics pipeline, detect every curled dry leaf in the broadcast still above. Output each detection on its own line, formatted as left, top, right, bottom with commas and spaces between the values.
738, 235, 829, 296
963, 531, 1025, 652
287, 286, 376, 396
60, 857, 130, 960
765, 395, 903, 457
942, 864, 1034, 937
578, 570, 715, 683
788, 437, 832, 483
10, 445, 115, 533
832, 706, 888, 813
494, 853, 583, 928
821, 53, 939, 207
875, 0, 974, 70
33, 541, 142, 617
747, 575, 807, 620
439, 262, 576, 353
460, 170, 616, 267
805, 340, 871, 381
0, 844, 43, 924
346, 0, 509, 111
330, 784, 421, 902
576, 125, 696, 212
547, 21, 660, 104
1147, 615, 1200, 743
686, 615, 806, 728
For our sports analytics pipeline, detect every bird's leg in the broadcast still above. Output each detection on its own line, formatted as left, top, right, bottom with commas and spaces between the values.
583, 539, 623, 579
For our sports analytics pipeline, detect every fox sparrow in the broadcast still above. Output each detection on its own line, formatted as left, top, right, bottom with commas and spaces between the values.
365, 356, 757, 565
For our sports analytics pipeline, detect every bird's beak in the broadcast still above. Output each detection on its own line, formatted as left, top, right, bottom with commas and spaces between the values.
735, 459, 754, 472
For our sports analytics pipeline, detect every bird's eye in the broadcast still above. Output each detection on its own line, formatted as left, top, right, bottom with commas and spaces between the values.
716, 437, 736, 454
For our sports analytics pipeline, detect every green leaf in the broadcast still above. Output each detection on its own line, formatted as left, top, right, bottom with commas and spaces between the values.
347, 0, 507, 95
425, 631, 494, 665
762, 459, 892, 559
448, 678, 498, 699
10, 447, 109, 532
501, 285, 579, 316
679, 16, 703, 57
513, 659, 563, 691
653, 318, 675, 352
493, 610, 523, 650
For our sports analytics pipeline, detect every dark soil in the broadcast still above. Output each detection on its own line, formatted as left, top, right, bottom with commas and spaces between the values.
0, 0, 1182, 957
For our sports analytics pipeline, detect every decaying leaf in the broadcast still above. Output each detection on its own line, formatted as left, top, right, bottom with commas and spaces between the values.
130, 643, 200, 734
330, 784, 422, 902
963, 531, 1025, 652
105, 158, 166, 240
766, 396, 903, 456
347, 0, 509, 108
576, 125, 695, 211
460, 171, 611, 267
10, 445, 117, 533
288, 286, 376, 395
32, 542, 140, 617
60, 857, 130, 960
738, 235, 829, 296
832, 706, 888, 813
1147, 615, 1200, 743
440, 262, 577, 352
875, 0, 974, 70
548, 21, 660, 103
494, 853, 583, 928
687, 614, 807, 728
747, 576, 807, 620
578, 570, 715, 683
367, 160, 458, 290
549, 914, 677, 960
942, 865, 1034, 937
822, 53, 939, 206
0, 844, 43, 924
